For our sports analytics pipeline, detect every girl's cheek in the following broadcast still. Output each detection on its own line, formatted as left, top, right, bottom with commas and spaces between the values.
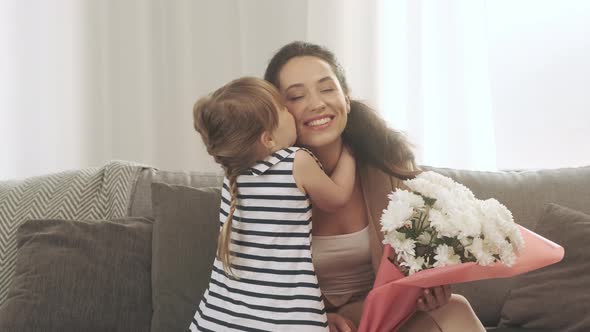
289, 111, 304, 123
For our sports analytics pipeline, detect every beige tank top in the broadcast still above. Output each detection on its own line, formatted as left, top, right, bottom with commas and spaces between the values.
312, 226, 375, 308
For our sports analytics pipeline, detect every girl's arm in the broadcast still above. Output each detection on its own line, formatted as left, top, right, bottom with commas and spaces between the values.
293, 147, 356, 212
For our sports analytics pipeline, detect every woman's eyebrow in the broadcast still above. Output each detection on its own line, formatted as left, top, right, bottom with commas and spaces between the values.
285, 83, 304, 92
285, 76, 334, 92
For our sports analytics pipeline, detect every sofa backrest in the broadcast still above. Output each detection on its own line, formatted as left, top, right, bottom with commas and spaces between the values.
131, 165, 590, 326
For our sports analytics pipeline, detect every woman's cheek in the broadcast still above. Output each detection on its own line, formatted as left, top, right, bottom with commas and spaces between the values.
286, 109, 304, 128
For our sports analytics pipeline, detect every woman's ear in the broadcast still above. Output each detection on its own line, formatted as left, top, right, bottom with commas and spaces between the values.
345, 95, 351, 114
259, 131, 276, 151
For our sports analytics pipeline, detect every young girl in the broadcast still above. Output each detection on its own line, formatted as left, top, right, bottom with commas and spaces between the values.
189, 77, 355, 331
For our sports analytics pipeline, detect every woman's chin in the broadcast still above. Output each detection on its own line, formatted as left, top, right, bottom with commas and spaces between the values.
297, 132, 342, 150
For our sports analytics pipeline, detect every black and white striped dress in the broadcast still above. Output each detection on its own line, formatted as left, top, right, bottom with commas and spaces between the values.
190, 147, 328, 331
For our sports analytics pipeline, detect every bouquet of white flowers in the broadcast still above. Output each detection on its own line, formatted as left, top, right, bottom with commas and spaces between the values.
380, 171, 525, 275
358, 171, 564, 332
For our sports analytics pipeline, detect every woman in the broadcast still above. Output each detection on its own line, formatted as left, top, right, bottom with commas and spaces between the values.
264, 41, 486, 332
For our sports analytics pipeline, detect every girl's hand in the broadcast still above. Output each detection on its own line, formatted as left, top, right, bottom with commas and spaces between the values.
416, 285, 452, 312
327, 313, 357, 332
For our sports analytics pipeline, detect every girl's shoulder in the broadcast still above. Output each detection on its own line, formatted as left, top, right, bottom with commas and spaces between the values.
292, 147, 323, 170
247, 147, 300, 176
244, 147, 324, 177
276, 146, 316, 158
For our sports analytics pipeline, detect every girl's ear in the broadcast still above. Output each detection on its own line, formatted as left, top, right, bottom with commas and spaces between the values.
259, 131, 275, 151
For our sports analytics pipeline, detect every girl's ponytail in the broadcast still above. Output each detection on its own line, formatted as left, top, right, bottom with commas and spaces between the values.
218, 175, 238, 277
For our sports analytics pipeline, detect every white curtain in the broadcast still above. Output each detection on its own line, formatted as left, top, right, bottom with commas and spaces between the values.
0, 0, 278, 179
2, 0, 587, 180
378, 0, 497, 171
0, 0, 379, 180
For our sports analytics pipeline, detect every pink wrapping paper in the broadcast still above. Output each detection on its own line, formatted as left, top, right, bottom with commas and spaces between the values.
358, 225, 564, 332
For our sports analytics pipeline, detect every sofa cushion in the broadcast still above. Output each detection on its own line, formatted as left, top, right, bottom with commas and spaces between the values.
423, 166, 590, 326
0, 161, 144, 304
129, 168, 223, 218
499, 203, 590, 331
150, 183, 221, 332
0, 217, 153, 332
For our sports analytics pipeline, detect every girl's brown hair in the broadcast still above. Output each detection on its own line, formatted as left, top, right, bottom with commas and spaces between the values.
193, 77, 282, 276
264, 41, 420, 180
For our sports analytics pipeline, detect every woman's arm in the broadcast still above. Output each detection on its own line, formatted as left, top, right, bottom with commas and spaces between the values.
293, 147, 355, 212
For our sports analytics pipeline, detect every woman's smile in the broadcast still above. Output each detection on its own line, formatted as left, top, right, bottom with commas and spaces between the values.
304, 115, 335, 129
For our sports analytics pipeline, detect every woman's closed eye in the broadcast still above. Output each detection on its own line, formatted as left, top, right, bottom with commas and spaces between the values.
288, 95, 304, 101
320, 88, 335, 93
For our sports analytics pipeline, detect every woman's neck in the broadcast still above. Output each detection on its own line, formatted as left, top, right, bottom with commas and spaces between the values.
306, 138, 343, 175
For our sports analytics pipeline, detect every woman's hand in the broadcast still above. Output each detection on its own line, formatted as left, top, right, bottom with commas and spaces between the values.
327, 313, 357, 332
416, 285, 452, 312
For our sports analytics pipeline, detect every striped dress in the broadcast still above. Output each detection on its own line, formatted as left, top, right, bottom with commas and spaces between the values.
190, 147, 329, 331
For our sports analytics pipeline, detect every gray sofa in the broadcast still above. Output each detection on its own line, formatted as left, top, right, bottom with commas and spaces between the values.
1, 163, 589, 331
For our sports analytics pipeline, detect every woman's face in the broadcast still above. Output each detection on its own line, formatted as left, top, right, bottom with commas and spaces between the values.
277, 56, 350, 149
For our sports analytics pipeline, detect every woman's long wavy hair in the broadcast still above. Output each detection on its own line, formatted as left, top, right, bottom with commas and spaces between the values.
193, 77, 281, 276
264, 41, 420, 180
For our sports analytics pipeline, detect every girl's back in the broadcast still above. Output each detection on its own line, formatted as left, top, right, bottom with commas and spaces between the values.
190, 147, 329, 331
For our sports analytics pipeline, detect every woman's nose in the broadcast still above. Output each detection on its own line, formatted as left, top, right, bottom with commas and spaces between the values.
308, 92, 326, 111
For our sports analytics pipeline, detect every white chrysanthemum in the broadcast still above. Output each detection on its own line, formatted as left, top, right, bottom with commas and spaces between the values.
480, 198, 512, 223
403, 177, 443, 204
465, 237, 495, 266
445, 205, 482, 239
389, 190, 425, 209
401, 255, 425, 275
407, 172, 476, 204
433, 244, 462, 267
480, 219, 506, 250
499, 243, 517, 266
478, 203, 521, 264
480, 198, 524, 252
430, 188, 455, 211
380, 197, 414, 232
449, 181, 476, 202
383, 231, 416, 258
414, 171, 456, 190
506, 225, 524, 252
429, 209, 462, 238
